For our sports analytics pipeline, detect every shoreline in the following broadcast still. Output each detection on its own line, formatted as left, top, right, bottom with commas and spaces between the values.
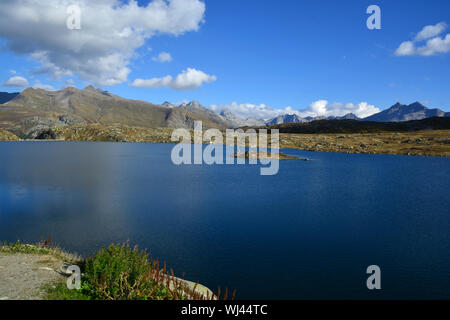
1, 126, 449, 157
1, 141, 449, 159
1, 139, 449, 158
0, 242, 215, 300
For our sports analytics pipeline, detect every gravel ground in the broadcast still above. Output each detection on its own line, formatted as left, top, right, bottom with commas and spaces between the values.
0, 253, 66, 300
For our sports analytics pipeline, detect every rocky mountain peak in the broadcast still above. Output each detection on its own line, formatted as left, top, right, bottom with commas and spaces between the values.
84, 85, 96, 92
186, 101, 202, 109
21, 87, 38, 94
408, 101, 426, 110
364, 102, 446, 122
62, 86, 79, 94
162, 101, 175, 108
338, 113, 360, 120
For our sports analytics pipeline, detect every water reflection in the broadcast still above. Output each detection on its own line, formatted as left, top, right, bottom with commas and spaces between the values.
0, 142, 449, 299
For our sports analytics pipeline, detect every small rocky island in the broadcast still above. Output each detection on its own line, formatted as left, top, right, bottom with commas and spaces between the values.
234, 151, 309, 161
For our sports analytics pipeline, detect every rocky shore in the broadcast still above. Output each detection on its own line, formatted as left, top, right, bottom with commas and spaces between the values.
34, 124, 174, 143
0, 125, 449, 157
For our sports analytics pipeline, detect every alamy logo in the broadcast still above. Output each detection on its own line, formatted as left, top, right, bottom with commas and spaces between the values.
66, 265, 81, 290
366, 265, 381, 290
366, 5, 381, 30
171, 121, 280, 176
66, 5, 81, 30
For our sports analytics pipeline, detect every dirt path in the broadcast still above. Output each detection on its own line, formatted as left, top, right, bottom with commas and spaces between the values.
0, 253, 66, 300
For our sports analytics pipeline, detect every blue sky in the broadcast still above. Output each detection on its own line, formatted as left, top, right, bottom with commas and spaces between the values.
1, 0, 449, 118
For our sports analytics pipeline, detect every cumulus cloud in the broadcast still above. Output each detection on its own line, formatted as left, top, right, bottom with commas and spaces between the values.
131, 68, 216, 90
64, 79, 76, 87
32, 82, 56, 91
416, 34, 450, 56
395, 22, 450, 56
414, 22, 447, 42
152, 52, 173, 63
210, 101, 380, 120
395, 41, 415, 56
3, 76, 29, 87
300, 101, 380, 119
210, 103, 295, 120
0, 0, 206, 86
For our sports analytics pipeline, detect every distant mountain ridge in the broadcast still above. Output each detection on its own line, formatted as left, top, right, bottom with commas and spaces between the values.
265, 113, 362, 125
333, 113, 361, 121
219, 109, 249, 128
266, 114, 307, 125
161, 101, 265, 128
178, 101, 230, 128
261, 103, 447, 125
219, 109, 265, 128
0, 87, 229, 138
1, 86, 449, 137
262, 117, 450, 134
363, 102, 447, 122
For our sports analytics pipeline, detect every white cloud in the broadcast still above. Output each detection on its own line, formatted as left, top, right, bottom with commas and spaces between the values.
64, 79, 75, 87
416, 34, 450, 56
3, 76, 29, 87
395, 22, 450, 56
131, 68, 216, 90
395, 41, 415, 56
414, 22, 447, 42
132, 75, 173, 88
210, 103, 294, 120
32, 82, 56, 91
0, 0, 206, 86
300, 101, 380, 119
210, 101, 380, 120
152, 52, 173, 63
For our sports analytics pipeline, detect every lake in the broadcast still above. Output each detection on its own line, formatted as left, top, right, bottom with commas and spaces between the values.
0, 141, 449, 299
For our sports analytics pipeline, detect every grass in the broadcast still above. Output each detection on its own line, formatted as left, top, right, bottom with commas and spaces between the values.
80, 241, 190, 300
278, 130, 450, 157
0, 238, 81, 263
1, 239, 234, 300
43, 283, 91, 300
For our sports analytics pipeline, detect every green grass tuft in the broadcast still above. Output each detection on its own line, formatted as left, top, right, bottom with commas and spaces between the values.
0, 240, 81, 263
43, 283, 91, 300
2, 240, 233, 300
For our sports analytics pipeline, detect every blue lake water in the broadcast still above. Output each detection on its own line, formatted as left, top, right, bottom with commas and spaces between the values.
0, 141, 449, 299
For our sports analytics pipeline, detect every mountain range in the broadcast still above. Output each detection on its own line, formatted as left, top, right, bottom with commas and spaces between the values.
0, 86, 228, 138
217, 101, 448, 125
363, 102, 448, 122
265, 113, 362, 125
0, 87, 448, 138
263, 102, 449, 124
266, 114, 307, 125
